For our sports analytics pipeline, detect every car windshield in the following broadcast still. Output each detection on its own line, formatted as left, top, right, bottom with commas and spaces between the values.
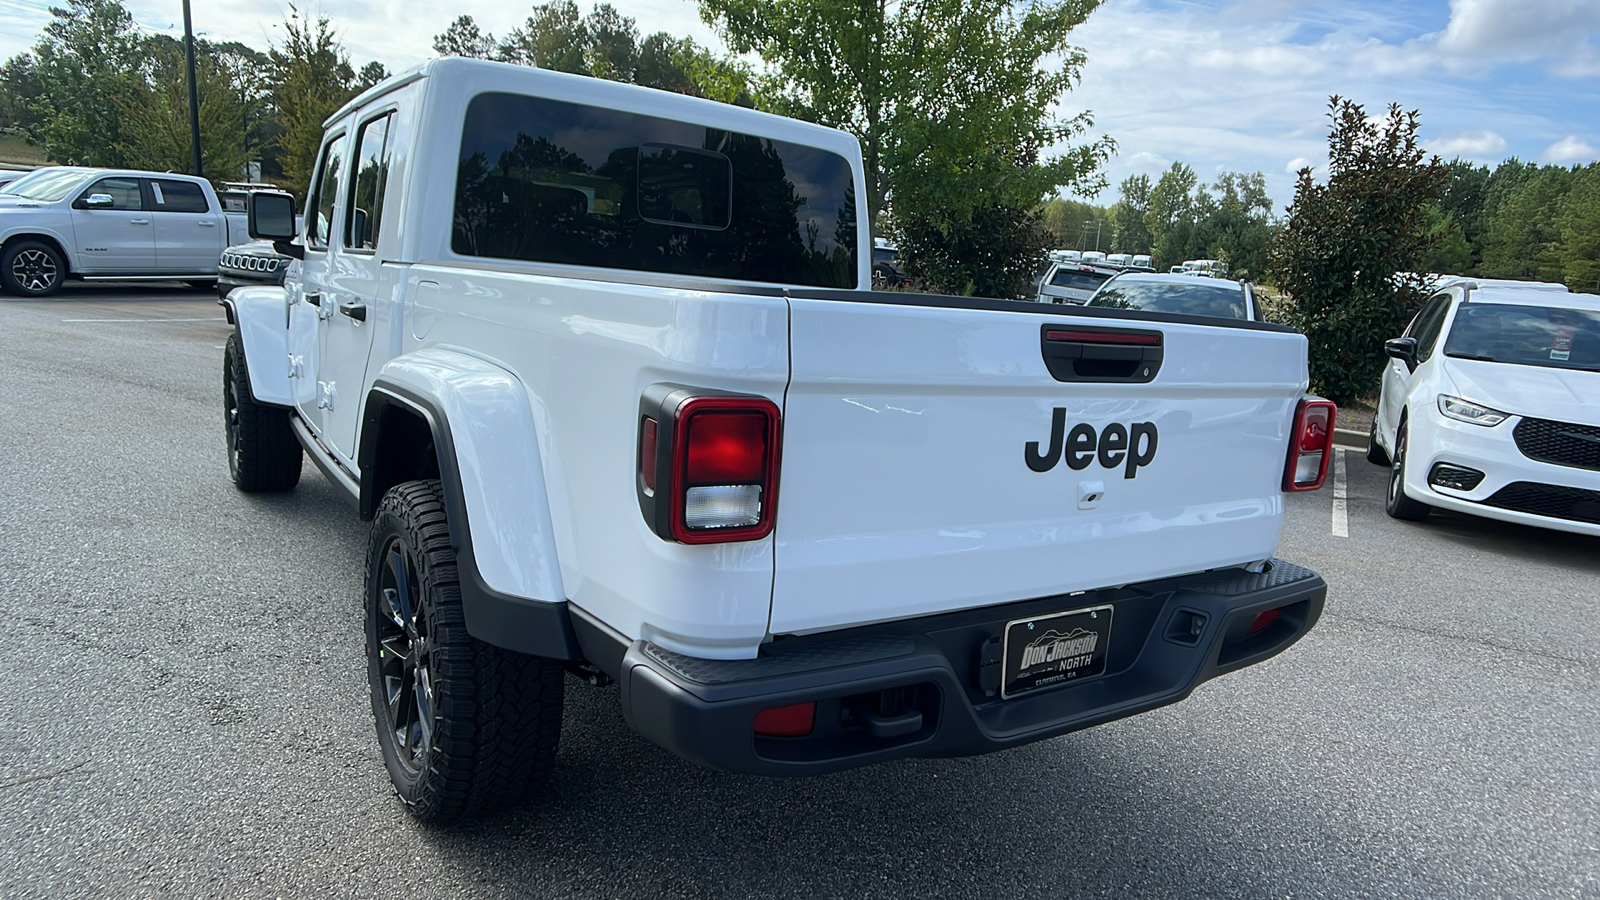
0, 168, 91, 202
1088, 280, 1248, 319
1049, 268, 1111, 291
1443, 303, 1600, 372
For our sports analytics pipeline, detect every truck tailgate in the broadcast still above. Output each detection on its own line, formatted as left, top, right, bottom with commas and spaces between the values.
771, 295, 1310, 635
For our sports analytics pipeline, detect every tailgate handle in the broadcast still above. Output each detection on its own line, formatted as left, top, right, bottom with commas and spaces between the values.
1040, 325, 1163, 383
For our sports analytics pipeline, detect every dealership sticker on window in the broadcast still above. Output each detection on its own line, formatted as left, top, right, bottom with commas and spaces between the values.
1553, 330, 1573, 361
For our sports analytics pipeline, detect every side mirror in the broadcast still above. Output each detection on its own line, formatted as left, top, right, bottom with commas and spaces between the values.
84, 193, 114, 209
247, 190, 302, 259
1384, 336, 1419, 370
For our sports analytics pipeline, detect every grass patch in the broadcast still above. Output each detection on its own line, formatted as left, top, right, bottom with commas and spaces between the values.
0, 133, 49, 168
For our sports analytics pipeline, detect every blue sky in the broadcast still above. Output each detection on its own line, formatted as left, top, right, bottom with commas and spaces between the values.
2, 0, 1597, 211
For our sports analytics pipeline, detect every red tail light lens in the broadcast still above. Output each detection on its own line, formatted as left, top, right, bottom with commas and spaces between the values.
1251, 607, 1281, 633
1283, 398, 1337, 491
754, 701, 815, 737
685, 412, 768, 483
668, 395, 780, 544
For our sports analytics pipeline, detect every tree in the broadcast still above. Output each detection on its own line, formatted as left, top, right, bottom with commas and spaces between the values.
1415, 204, 1473, 276
1479, 164, 1571, 282
433, 15, 497, 59
26, 0, 144, 166
497, 0, 591, 72
268, 9, 357, 201
1264, 97, 1446, 405
115, 36, 255, 179
0, 53, 46, 138
1195, 171, 1274, 279
356, 61, 389, 91
1558, 164, 1600, 293
698, 0, 1112, 234
1145, 162, 1197, 267
1110, 174, 1152, 256
1040, 197, 1110, 251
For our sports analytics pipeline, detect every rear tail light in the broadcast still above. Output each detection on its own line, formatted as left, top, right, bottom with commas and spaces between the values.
753, 701, 815, 737
638, 386, 781, 543
1251, 607, 1281, 633
1283, 398, 1336, 492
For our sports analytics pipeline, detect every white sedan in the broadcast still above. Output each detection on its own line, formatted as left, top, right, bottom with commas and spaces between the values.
1370, 282, 1600, 535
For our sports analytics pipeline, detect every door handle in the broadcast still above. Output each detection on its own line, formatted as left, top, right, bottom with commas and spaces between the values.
338, 301, 367, 322
130, 218, 150, 225
304, 292, 321, 307
198, 220, 216, 227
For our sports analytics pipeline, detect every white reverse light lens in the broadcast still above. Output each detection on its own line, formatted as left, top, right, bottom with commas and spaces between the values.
684, 485, 761, 529
1438, 395, 1508, 426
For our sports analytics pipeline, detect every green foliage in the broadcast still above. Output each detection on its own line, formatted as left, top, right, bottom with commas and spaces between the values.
1556, 164, 1600, 294
0, 53, 45, 138
1479, 165, 1573, 282
114, 36, 255, 179
433, 15, 497, 59
439, 9, 753, 104
896, 203, 1049, 298
26, 0, 143, 166
356, 62, 389, 91
1265, 97, 1446, 405
1415, 203, 1472, 276
268, 9, 357, 201
1040, 196, 1110, 251
698, 0, 1113, 235
1110, 174, 1152, 255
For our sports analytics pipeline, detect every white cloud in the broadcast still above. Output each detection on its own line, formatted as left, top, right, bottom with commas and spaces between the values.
1438, 0, 1600, 75
1285, 157, 1314, 174
1543, 136, 1598, 163
1126, 151, 1171, 172
1429, 130, 1508, 158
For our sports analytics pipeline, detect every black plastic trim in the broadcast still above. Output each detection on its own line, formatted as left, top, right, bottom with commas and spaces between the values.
359, 382, 580, 660
785, 287, 1302, 333
615, 559, 1326, 776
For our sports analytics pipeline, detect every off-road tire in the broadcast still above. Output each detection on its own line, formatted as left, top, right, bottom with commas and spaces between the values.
223, 332, 302, 491
1384, 418, 1431, 521
1366, 415, 1390, 466
1, 239, 65, 297
365, 480, 564, 823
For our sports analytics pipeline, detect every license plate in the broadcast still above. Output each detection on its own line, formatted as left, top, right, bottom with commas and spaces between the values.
1000, 604, 1113, 699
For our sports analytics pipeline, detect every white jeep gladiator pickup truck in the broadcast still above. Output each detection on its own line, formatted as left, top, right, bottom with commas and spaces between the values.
0, 166, 245, 296
222, 58, 1335, 822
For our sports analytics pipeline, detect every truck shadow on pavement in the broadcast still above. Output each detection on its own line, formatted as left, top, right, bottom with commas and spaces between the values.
414, 683, 1369, 900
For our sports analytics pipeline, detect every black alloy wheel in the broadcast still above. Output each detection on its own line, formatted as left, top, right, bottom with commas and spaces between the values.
364, 480, 564, 822
372, 535, 435, 775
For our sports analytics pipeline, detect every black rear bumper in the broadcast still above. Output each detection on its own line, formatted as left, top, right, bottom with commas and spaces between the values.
600, 560, 1325, 776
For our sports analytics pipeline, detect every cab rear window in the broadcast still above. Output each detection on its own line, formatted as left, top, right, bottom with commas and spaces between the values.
452, 92, 857, 288
1049, 269, 1111, 291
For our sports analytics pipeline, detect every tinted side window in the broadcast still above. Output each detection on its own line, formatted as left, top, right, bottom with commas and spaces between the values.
1412, 297, 1452, 360
150, 179, 210, 213
77, 177, 143, 210
308, 134, 348, 250
346, 113, 393, 251
453, 92, 857, 288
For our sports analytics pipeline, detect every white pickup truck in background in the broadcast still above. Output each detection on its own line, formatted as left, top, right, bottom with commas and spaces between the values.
0, 166, 246, 296
224, 58, 1337, 822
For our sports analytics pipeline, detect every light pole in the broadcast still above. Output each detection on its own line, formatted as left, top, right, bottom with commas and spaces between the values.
182, 0, 202, 178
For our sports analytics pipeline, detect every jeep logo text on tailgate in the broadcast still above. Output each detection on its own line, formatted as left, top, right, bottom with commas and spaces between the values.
1025, 408, 1158, 478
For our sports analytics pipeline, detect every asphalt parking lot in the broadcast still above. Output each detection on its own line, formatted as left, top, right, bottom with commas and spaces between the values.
2, 285, 1597, 899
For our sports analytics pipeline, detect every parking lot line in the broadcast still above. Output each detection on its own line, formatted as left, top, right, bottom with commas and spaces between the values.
61, 317, 219, 323
1331, 447, 1348, 538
